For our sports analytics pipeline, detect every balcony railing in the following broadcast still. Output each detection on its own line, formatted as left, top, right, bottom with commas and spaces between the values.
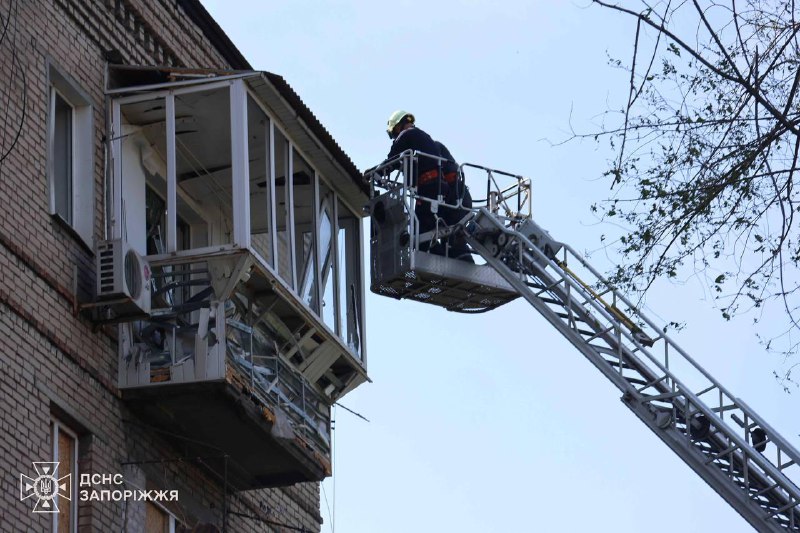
365, 150, 529, 312
109, 69, 370, 487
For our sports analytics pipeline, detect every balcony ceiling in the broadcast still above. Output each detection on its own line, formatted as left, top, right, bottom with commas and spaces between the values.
109, 66, 369, 212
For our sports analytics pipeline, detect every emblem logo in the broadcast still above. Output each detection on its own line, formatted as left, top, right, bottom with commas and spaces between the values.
19, 462, 71, 513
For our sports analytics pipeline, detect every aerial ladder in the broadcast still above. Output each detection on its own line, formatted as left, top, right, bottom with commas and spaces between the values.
365, 150, 800, 532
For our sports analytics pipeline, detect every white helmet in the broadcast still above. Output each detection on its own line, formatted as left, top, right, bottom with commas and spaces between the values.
386, 110, 415, 138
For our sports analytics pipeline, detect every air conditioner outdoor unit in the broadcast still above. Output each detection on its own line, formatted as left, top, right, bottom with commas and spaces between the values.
95, 239, 151, 317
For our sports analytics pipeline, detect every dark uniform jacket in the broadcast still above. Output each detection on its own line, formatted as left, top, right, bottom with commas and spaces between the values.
434, 141, 459, 176
386, 126, 440, 184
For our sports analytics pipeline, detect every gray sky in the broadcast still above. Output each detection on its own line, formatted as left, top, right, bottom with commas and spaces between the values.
200, 2, 800, 531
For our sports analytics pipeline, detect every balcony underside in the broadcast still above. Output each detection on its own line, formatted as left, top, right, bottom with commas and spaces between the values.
372, 251, 519, 313
122, 368, 330, 490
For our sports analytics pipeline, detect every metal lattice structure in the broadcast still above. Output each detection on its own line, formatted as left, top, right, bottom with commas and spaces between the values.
367, 150, 800, 531
465, 208, 800, 532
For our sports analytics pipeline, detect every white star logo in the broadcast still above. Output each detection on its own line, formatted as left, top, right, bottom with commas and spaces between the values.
19, 462, 71, 513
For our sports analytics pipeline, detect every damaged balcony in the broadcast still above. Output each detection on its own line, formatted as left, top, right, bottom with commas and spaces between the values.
107, 69, 368, 488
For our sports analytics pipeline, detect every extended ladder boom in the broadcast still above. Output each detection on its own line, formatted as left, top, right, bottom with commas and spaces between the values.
463, 207, 800, 532
366, 151, 800, 531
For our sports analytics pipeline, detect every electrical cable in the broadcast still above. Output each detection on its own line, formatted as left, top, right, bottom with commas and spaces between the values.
0, 0, 12, 48
0, 0, 26, 167
122, 418, 318, 532
122, 418, 225, 453
331, 403, 336, 533
0, 0, 17, 161
320, 402, 335, 532
321, 481, 333, 533
1, 2, 328, 530
334, 401, 369, 422
227, 510, 312, 532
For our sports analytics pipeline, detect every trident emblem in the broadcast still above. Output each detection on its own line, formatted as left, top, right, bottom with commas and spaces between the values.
20, 462, 71, 513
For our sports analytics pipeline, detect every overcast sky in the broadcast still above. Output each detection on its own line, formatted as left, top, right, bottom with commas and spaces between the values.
200, 2, 800, 531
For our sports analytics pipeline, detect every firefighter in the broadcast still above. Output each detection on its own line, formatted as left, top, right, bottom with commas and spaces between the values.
385, 110, 449, 251
435, 140, 472, 214
435, 140, 474, 262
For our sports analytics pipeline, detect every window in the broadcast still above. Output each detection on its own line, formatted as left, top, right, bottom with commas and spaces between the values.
294, 149, 318, 311
48, 66, 93, 246
318, 179, 337, 332
247, 94, 273, 267
338, 198, 364, 359
146, 502, 178, 533
274, 127, 294, 287
52, 91, 73, 223
51, 419, 78, 533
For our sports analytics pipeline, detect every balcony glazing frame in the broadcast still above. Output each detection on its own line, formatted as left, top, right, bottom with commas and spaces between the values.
109, 76, 367, 367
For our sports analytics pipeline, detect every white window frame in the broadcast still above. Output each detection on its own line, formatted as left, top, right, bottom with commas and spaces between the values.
109, 76, 368, 363
50, 89, 73, 224
146, 500, 178, 533
317, 190, 339, 334
47, 65, 94, 247
335, 202, 366, 362
296, 161, 319, 311
51, 418, 78, 533
110, 80, 234, 251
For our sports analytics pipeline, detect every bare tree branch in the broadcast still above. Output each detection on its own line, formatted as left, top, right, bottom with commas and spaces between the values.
581, 0, 800, 378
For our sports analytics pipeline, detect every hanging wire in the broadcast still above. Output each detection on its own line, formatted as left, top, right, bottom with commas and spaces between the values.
227, 510, 311, 532
122, 418, 317, 532
321, 480, 333, 533
0, 0, 13, 48
0, 0, 26, 167
0, 0, 15, 157
332, 403, 337, 533
334, 401, 369, 422
319, 405, 338, 532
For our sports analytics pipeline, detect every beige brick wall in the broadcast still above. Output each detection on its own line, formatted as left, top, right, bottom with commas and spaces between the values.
0, 0, 323, 530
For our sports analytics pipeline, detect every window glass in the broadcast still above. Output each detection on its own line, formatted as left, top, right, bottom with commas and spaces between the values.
338, 199, 363, 357
174, 87, 232, 249
319, 180, 337, 332
119, 97, 167, 256
293, 149, 318, 312
247, 95, 272, 266
274, 128, 293, 287
49, 67, 93, 246
52, 90, 73, 224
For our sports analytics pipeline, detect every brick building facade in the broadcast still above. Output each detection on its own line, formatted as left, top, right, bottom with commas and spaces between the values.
0, 1, 368, 531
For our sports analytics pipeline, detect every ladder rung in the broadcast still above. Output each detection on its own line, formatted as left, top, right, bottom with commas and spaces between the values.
641, 390, 683, 403
695, 384, 717, 397
705, 443, 741, 465
539, 296, 563, 306
754, 482, 780, 497
585, 325, 615, 344
593, 345, 633, 359
467, 210, 800, 532
525, 282, 547, 290
555, 312, 586, 322
637, 374, 669, 393
581, 286, 613, 306
731, 414, 759, 431
603, 359, 634, 370
767, 499, 798, 518
535, 278, 565, 296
